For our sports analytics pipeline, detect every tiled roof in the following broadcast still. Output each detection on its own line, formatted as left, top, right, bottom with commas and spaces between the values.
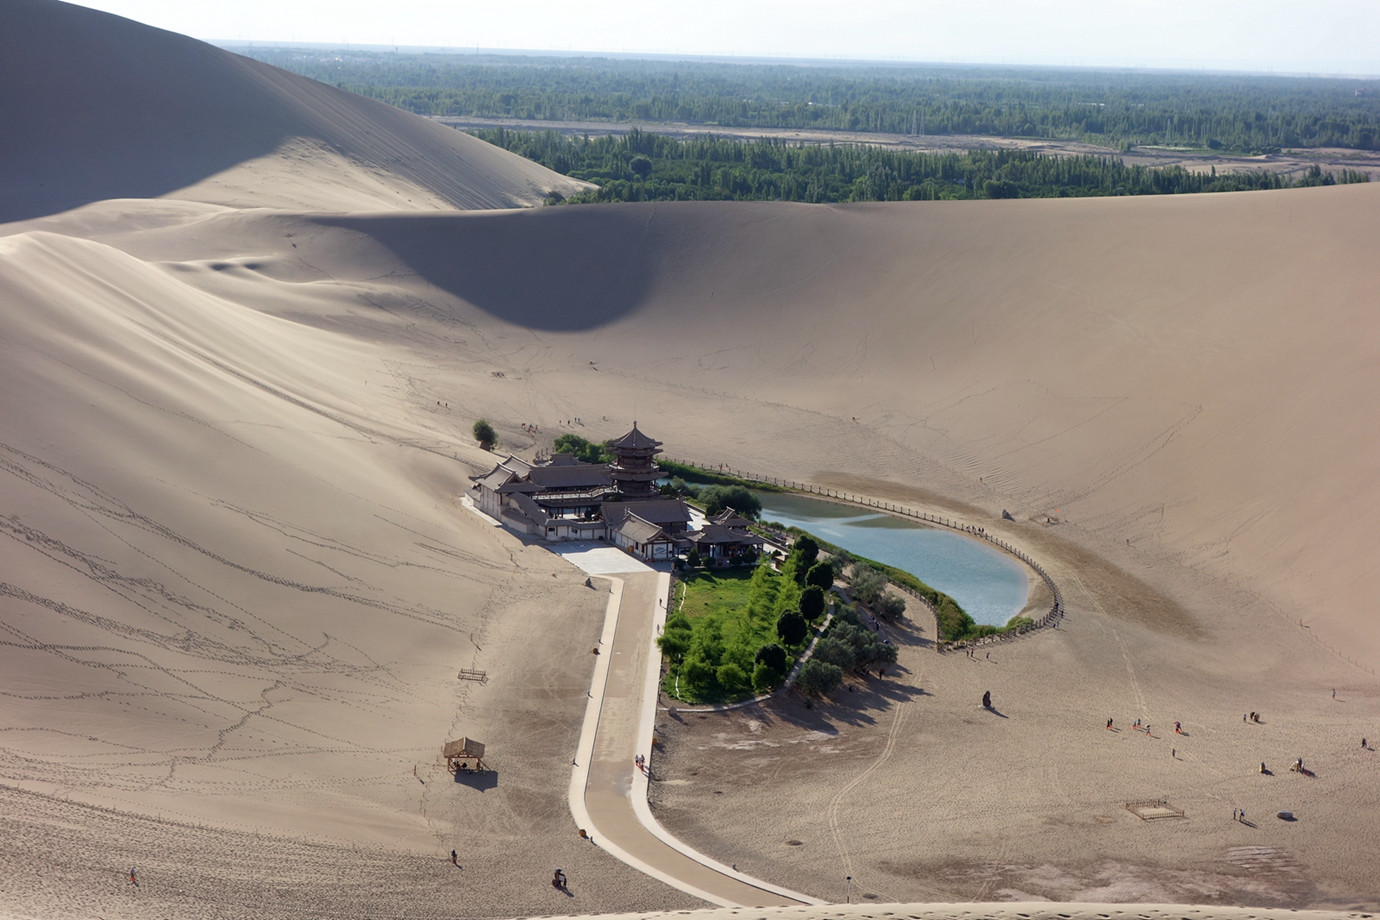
607, 423, 662, 451
509, 493, 550, 527
527, 463, 613, 489
499, 454, 534, 477
497, 480, 542, 494
710, 509, 755, 528
602, 499, 691, 527
684, 524, 765, 547
615, 515, 672, 545
473, 465, 517, 491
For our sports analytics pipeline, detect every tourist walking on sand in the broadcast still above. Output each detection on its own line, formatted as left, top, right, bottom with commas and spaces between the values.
129, 866, 137, 887
451, 849, 458, 866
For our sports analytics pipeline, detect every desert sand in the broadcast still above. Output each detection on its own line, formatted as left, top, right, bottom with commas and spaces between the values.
1, 2, 1378, 919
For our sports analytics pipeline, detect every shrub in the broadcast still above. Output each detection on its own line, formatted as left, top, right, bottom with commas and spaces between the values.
752, 661, 780, 693
717, 661, 749, 696
796, 659, 843, 697
657, 628, 691, 661
472, 419, 496, 450
680, 651, 715, 693
799, 585, 827, 622
776, 611, 807, 646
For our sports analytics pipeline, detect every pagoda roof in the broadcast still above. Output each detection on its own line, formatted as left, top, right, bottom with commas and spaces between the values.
607, 423, 662, 451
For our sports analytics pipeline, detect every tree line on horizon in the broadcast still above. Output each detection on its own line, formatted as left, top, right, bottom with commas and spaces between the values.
240, 48, 1380, 154
472, 127, 1368, 204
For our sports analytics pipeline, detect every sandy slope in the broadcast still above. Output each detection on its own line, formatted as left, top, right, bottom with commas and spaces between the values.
2, 2, 1379, 918
4, 185, 1377, 917
0, 0, 590, 220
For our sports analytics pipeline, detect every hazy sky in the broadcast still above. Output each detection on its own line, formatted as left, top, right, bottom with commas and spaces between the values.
77, 0, 1378, 75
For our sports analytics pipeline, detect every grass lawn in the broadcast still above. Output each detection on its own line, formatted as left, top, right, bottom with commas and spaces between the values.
663, 563, 804, 704
676, 569, 756, 620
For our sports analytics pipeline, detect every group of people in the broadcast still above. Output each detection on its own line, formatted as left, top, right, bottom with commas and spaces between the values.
1106, 717, 1160, 735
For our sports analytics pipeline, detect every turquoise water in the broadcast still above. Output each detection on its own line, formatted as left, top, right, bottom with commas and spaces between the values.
754, 491, 1028, 627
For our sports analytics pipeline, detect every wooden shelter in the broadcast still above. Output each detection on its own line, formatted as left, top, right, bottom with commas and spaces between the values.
443, 737, 488, 773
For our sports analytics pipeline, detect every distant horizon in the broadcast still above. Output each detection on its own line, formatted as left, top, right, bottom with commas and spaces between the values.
72, 0, 1380, 78
213, 41, 1380, 81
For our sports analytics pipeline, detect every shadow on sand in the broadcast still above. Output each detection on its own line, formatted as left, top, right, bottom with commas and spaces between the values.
453, 769, 499, 791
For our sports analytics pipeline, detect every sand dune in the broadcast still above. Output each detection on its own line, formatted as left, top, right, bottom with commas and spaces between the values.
0, 0, 589, 220
1, 2, 1378, 918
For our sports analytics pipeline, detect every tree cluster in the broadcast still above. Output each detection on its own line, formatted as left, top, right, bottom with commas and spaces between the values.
551, 433, 611, 464
661, 558, 806, 702
244, 48, 1380, 153
473, 128, 1367, 206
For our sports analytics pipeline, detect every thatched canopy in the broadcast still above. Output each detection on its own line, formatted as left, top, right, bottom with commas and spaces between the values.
443, 737, 485, 760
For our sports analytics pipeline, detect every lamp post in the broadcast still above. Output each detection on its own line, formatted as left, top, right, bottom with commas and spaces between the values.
846, 875, 852, 903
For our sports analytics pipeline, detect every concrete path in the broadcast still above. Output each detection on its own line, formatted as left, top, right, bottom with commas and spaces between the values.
566, 567, 820, 908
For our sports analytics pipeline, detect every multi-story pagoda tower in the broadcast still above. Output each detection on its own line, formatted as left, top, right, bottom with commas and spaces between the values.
607, 423, 663, 499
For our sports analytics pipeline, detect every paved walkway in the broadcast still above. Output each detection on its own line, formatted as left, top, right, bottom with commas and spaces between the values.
564, 567, 820, 908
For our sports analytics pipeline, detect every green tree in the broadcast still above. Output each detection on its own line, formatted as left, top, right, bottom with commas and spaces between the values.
812, 636, 856, 671
552, 433, 609, 463
472, 419, 496, 450
849, 562, 886, 604
776, 611, 807, 646
799, 585, 827, 622
790, 535, 819, 578
874, 593, 907, 619
754, 643, 788, 675
700, 485, 763, 519
805, 561, 835, 591
629, 155, 653, 179
796, 659, 843, 697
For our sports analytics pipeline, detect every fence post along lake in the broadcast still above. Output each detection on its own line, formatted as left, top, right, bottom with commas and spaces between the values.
752, 491, 1028, 628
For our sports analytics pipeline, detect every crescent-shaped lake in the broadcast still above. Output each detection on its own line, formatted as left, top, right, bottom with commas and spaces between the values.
754, 491, 1028, 627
